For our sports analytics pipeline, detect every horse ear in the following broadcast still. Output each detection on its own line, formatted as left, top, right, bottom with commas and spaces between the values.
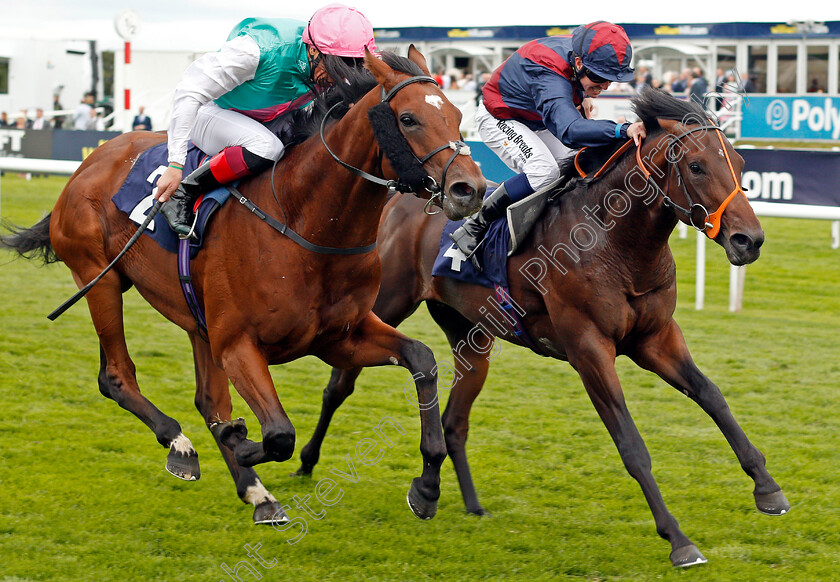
364, 46, 394, 86
407, 44, 432, 76
657, 118, 679, 132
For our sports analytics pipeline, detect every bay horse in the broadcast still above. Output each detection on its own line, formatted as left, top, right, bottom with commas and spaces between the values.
293, 89, 790, 566
0, 48, 485, 524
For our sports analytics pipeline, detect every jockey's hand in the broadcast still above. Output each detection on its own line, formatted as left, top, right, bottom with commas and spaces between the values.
627, 121, 647, 146
581, 98, 595, 119
155, 166, 183, 203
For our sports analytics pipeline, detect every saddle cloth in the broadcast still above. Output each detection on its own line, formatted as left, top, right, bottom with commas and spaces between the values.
432, 177, 570, 287
111, 142, 232, 258
432, 186, 510, 289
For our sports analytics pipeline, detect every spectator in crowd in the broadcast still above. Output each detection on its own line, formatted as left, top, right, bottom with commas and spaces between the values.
53, 94, 66, 129
459, 73, 477, 91
714, 67, 727, 109
0, 111, 10, 128
633, 70, 649, 93
671, 67, 691, 93
132, 106, 152, 130
808, 78, 825, 93
72, 92, 95, 130
86, 107, 105, 131
688, 67, 708, 109
740, 72, 756, 93
475, 71, 491, 105
14, 113, 28, 129
30, 108, 49, 129
661, 70, 677, 92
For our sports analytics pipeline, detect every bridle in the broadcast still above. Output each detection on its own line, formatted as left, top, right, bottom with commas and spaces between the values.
635, 122, 747, 239
320, 75, 472, 215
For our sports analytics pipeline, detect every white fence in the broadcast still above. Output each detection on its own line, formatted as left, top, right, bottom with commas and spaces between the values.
0, 158, 81, 217
685, 205, 840, 312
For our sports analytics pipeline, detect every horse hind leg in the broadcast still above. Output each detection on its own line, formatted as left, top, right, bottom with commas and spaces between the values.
427, 300, 493, 516
89, 271, 199, 480
295, 291, 421, 477
190, 336, 288, 525
293, 367, 362, 477
318, 313, 447, 521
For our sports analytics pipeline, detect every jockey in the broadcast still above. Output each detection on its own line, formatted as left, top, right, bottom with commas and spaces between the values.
155, 3, 377, 238
450, 21, 646, 268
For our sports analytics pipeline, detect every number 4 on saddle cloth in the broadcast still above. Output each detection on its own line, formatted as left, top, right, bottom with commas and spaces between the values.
112, 142, 233, 258
432, 177, 563, 289
433, 180, 564, 353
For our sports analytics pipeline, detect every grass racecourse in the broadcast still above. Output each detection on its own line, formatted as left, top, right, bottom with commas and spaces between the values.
1, 173, 839, 581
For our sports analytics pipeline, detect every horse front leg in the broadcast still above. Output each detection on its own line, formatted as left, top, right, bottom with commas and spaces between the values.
628, 319, 790, 516
318, 313, 447, 520
569, 335, 706, 567
215, 337, 296, 468
190, 335, 288, 525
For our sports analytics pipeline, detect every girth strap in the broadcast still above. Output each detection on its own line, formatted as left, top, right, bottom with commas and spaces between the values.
226, 185, 377, 255
178, 238, 208, 340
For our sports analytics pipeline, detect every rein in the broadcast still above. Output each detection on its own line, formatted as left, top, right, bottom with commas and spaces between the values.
635, 123, 746, 239
320, 75, 472, 215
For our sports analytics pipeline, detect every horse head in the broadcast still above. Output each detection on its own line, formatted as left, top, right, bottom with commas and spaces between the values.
634, 89, 763, 266
363, 46, 486, 219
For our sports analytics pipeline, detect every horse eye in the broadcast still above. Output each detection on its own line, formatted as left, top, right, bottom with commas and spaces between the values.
399, 114, 416, 127
689, 162, 703, 174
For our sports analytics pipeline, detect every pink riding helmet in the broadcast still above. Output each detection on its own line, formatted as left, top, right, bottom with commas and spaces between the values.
303, 3, 377, 58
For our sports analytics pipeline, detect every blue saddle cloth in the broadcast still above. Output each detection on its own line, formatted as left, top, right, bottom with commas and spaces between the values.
431, 188, 510, 289
111, 142, 232, 258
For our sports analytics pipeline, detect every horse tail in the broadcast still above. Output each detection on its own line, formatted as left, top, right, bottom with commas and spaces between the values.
0, 214, 61, 264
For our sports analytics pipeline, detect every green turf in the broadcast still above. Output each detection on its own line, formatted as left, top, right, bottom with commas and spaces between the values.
1, 174, 838, 581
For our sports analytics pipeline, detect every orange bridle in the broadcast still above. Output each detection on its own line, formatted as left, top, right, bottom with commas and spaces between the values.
634, 123, 747, 239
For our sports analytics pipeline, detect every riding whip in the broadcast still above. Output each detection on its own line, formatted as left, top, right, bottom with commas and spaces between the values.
48, 201, 162, 321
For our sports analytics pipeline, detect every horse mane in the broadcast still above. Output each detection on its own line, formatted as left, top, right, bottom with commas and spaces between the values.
556, 87, 716, 184
284, 52, 425, 147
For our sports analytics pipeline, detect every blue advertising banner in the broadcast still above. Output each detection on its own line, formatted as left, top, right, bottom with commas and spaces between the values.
467, 140, 840, 208
741, 96, 840, 141
736, 148, 840, 208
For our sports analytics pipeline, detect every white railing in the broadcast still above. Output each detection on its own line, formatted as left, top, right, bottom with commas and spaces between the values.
0, 157, 81, 217
687, 205, 840, 312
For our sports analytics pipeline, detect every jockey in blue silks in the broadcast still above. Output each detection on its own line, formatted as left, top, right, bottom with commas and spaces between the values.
451, 21, 647, 269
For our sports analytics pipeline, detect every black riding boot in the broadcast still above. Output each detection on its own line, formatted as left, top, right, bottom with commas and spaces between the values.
449, 183, 513, 271
160, 163, 223, 239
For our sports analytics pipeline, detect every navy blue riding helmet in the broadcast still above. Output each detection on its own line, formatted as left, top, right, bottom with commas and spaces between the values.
572, 21, 635, 83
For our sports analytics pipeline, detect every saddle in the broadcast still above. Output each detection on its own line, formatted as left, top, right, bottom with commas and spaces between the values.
506, 175, 578, 256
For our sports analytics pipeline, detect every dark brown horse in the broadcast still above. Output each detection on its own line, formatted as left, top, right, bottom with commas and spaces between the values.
293, 89, 790, 566
1, 49, 485, 524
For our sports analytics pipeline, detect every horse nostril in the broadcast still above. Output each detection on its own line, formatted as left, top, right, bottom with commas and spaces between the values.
730, 233, 754, 252
448, 181, 475, 200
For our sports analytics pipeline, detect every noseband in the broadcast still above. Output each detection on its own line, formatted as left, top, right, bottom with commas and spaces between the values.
320, 75, 471, 215
636, 123, 747, 239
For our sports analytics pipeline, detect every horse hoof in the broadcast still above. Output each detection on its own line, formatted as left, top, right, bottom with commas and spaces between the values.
670, 544, 707, 568
755, 490, 791, 515
290, 465, 312, 478
253, 501, 289, 525
165, 449, 200, 481
406, 479, 438, 520
467, 507, 491, 517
